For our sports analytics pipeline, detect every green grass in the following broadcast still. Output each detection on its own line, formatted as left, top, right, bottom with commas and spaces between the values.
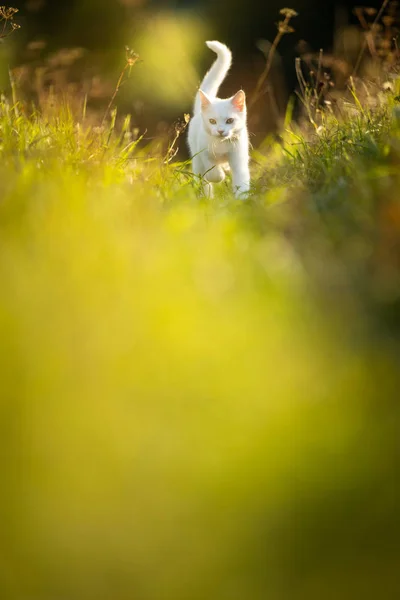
0, 86, 399, 600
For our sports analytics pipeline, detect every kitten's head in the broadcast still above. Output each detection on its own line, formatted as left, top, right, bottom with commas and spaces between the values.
199, 90, 246, 141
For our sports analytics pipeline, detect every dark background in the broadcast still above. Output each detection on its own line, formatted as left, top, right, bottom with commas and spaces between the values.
12, 1, 377, 55
4, 0, 386, 137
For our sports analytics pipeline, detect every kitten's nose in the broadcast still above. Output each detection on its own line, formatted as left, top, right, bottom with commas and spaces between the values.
217, 129, 225, 136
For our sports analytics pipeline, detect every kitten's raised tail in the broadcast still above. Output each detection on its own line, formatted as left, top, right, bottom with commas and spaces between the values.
194, 41, 232, 113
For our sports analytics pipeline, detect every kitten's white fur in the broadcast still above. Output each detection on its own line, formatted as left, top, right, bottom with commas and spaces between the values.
188, 41, 250, 198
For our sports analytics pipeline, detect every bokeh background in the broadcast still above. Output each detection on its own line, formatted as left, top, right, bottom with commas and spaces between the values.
1, 2, 400, 600
4, 0, 377, 141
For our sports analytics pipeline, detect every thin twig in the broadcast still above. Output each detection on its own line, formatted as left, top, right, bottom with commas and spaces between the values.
164, 114, 190, 164
101, 46, 139, 126
249, 8, 298, 110
352, 0, 391, 77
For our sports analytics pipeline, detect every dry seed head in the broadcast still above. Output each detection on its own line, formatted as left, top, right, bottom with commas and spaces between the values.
0, 6, 18, 19
125, 46, 140, 66
174, 114, 190, 134
280, 8, 298, 18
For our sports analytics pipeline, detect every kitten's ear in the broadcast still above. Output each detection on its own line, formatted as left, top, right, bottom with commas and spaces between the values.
231, 90, 246, 112
199, 89, 211, 110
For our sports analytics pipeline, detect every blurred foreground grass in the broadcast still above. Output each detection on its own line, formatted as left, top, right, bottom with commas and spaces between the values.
0, 85, 399, 599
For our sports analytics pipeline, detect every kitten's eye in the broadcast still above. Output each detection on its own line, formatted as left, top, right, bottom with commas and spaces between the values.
226, 118, 234, 124
209, 118, 217, 124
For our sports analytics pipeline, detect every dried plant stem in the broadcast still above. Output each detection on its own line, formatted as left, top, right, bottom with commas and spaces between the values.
315, 49, 323, 103
164, 114, 190, 164
249, 33, 284, 110
249, 9, 297, 110
102, 63, 130, 126
9, 68, 19, 117
352, 0, 391, 77
164, 131, 181, 164
354, 7, 377, 57
102, 47, 139, 126
1, 18, 7, 38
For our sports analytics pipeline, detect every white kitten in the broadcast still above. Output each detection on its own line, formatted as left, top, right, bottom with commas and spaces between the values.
188, 41, 250, 198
